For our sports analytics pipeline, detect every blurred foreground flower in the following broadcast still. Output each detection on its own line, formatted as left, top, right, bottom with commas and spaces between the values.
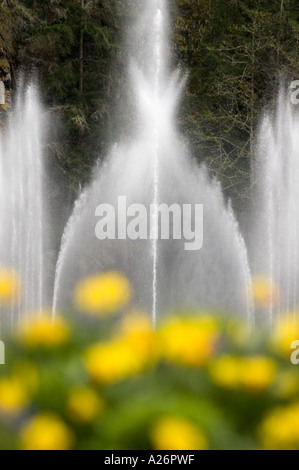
150, 417, 208, 450
20, 413, 75, 450
0, 296, 297, 450
259, 403, 299, 450
209, 356, 243, 389
74, 271, 132, 316
116, 313, 158, 361
67, 387, 104, 424
240, 356, 277, 394
85, 336, 151, 385
270, 317, 299, 358
252, 275, 279, 308
17, 314, 70, 348
210, 355, 277, 394
0, 376, 30, 416
0, 269, 21, 306
158, 316, 219, 367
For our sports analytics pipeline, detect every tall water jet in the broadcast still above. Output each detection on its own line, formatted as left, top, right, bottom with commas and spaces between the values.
0, 85, 47, 329
53, 0, 253, 322
252, 88, 299, 325
151, 5, 164, 326
52, 189, 88, 320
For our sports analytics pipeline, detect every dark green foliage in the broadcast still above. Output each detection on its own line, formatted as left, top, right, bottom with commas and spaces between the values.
17, 1, 123, 184
172, 0, 299, 216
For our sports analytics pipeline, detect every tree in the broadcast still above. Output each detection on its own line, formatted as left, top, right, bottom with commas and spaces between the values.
173, 0, 299, 217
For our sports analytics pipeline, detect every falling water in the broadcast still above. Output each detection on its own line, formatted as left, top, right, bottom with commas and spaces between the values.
52, 189, 88, 320
52, 0, 253, 322
0, 85, 47, 329
151, 4, 164, 326
227, 202, 255, 330
253, 88, 299, 325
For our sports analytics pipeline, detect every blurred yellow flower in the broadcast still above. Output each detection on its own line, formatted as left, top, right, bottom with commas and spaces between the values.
209, 356, 243, 389
117, 313, 158, 363
20, 413, 75, 450
18, 314, 70, 348
0, 376, 29, 416
252, 275, 279, 308
158, 316, 219, 367
240, 356, 277, 394
67, 387, 104, 424
150, 417, 208, 450
210, 355, 277, 393
0, 269, 21, 306
270, 317, 299, 358
259, 403, 299, 450
74, 271, 132, 316
85, 338, 146, 385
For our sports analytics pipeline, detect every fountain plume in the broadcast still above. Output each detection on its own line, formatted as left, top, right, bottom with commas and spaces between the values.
52, 0, 253, 323
0, 84, 48, 329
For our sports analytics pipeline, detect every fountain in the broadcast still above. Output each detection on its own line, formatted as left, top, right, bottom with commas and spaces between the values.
2, 1, 299, 336
0, 84, 48, 330
252, 88, 299, 326
52, 0, 253, 323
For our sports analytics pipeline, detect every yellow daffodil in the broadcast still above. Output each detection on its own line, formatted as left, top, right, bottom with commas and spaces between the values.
74, 271, 132, 316
150, 417, 209, 450
17, 314, 70, 348
67, 386, 104, 424
20, 413, 75, 450
158, 316, 219, 367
